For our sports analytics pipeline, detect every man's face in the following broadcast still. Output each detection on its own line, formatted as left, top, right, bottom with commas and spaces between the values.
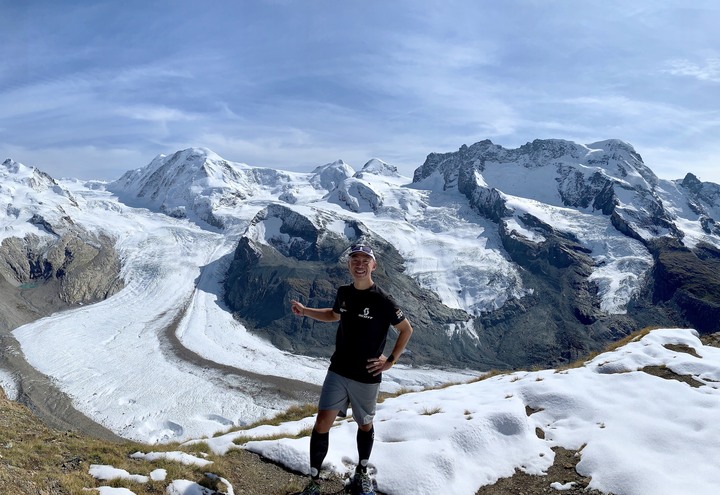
348, 253, 376, 280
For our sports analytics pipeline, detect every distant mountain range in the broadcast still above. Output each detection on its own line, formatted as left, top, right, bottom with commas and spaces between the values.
2, 139, 720, 376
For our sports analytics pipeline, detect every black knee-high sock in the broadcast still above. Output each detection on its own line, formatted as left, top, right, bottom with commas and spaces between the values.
309, 428, 329, 479
356, 426, 375, 472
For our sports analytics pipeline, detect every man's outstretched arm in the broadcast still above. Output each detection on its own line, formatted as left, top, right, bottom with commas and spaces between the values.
291, 299, 340, 322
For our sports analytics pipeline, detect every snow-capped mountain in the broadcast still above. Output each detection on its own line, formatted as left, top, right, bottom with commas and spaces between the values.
0, 159, 122, 310
1, 158, 80, 238
108, 147, 301, 230
413, 138, 716, 242
1, 139, 719, 446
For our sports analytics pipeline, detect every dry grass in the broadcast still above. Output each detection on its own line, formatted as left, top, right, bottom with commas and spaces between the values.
262, 403, 318, 427
217, 402, 317, 440
0, 388, 335, 494
420, 406, 443, 416
0, 398, 329, 493
231, 426, 315, 447
0, 388, 223, 494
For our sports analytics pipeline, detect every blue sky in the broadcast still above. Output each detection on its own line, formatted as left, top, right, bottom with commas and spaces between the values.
2, 0, 720, 183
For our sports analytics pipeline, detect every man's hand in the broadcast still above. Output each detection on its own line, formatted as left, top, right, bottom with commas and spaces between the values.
367, 355, 392, 376
290, 300, 306, 316
290, 301, 340, 322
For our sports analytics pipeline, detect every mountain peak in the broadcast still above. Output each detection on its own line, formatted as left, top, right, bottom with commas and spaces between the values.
311, 159, 352, 172
154, 146, 220, 162
413, 137, 658, 189
586, 138, 636, 152
310, 160, 355, 191
2, 158, 60, 192
516, 138, 584, 163
2, 158, 23, 174
680, 172, 705, 194
108, 148, 260, 229
144, 147, 247, 178
355, 158, 400, 178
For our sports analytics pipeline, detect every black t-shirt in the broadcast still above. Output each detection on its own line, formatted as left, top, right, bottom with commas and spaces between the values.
329, 283, 406, 384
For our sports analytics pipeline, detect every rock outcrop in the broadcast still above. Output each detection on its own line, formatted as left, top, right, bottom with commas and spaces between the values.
0, 231, 123, 309
223, 205, 473, 368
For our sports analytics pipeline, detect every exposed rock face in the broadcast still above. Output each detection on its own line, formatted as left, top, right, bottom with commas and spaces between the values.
646, 238, 720, 333
1, 157, 124, 326
223, 205, 473, 368
481, 216, 636, 368
680, 173, 720, 235
0, 231, 123, 309
414, 139, 720, 323
414, 139, 679, 242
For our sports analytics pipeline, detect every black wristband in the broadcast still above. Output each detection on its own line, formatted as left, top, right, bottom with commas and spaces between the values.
387, 353, 396, 364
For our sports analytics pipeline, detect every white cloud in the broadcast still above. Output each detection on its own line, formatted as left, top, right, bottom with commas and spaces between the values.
664, 58, 720, 83
115, 105, 198, 123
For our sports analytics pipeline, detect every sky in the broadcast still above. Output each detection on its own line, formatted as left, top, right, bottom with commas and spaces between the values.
2, 0, 720, 183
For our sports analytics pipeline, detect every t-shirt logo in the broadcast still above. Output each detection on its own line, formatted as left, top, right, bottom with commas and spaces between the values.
358, 307, 373, 319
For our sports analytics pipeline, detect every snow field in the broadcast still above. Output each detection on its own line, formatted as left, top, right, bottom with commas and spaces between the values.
234, 329, 720, 495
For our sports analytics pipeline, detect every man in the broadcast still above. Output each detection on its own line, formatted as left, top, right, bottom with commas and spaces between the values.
290, 243, 414, 495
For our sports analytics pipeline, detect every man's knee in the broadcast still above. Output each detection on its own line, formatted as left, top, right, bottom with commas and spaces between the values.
315, 409, 338, 433
358, 421, 374, 432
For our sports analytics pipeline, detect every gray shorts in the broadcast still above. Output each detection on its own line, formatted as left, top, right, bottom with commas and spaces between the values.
318, 371, 380, 426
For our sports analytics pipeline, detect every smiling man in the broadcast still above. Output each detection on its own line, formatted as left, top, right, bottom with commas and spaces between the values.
290, 243, 414, 495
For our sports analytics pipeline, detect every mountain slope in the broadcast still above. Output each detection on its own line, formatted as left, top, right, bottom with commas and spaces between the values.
230, 327, 720, 495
